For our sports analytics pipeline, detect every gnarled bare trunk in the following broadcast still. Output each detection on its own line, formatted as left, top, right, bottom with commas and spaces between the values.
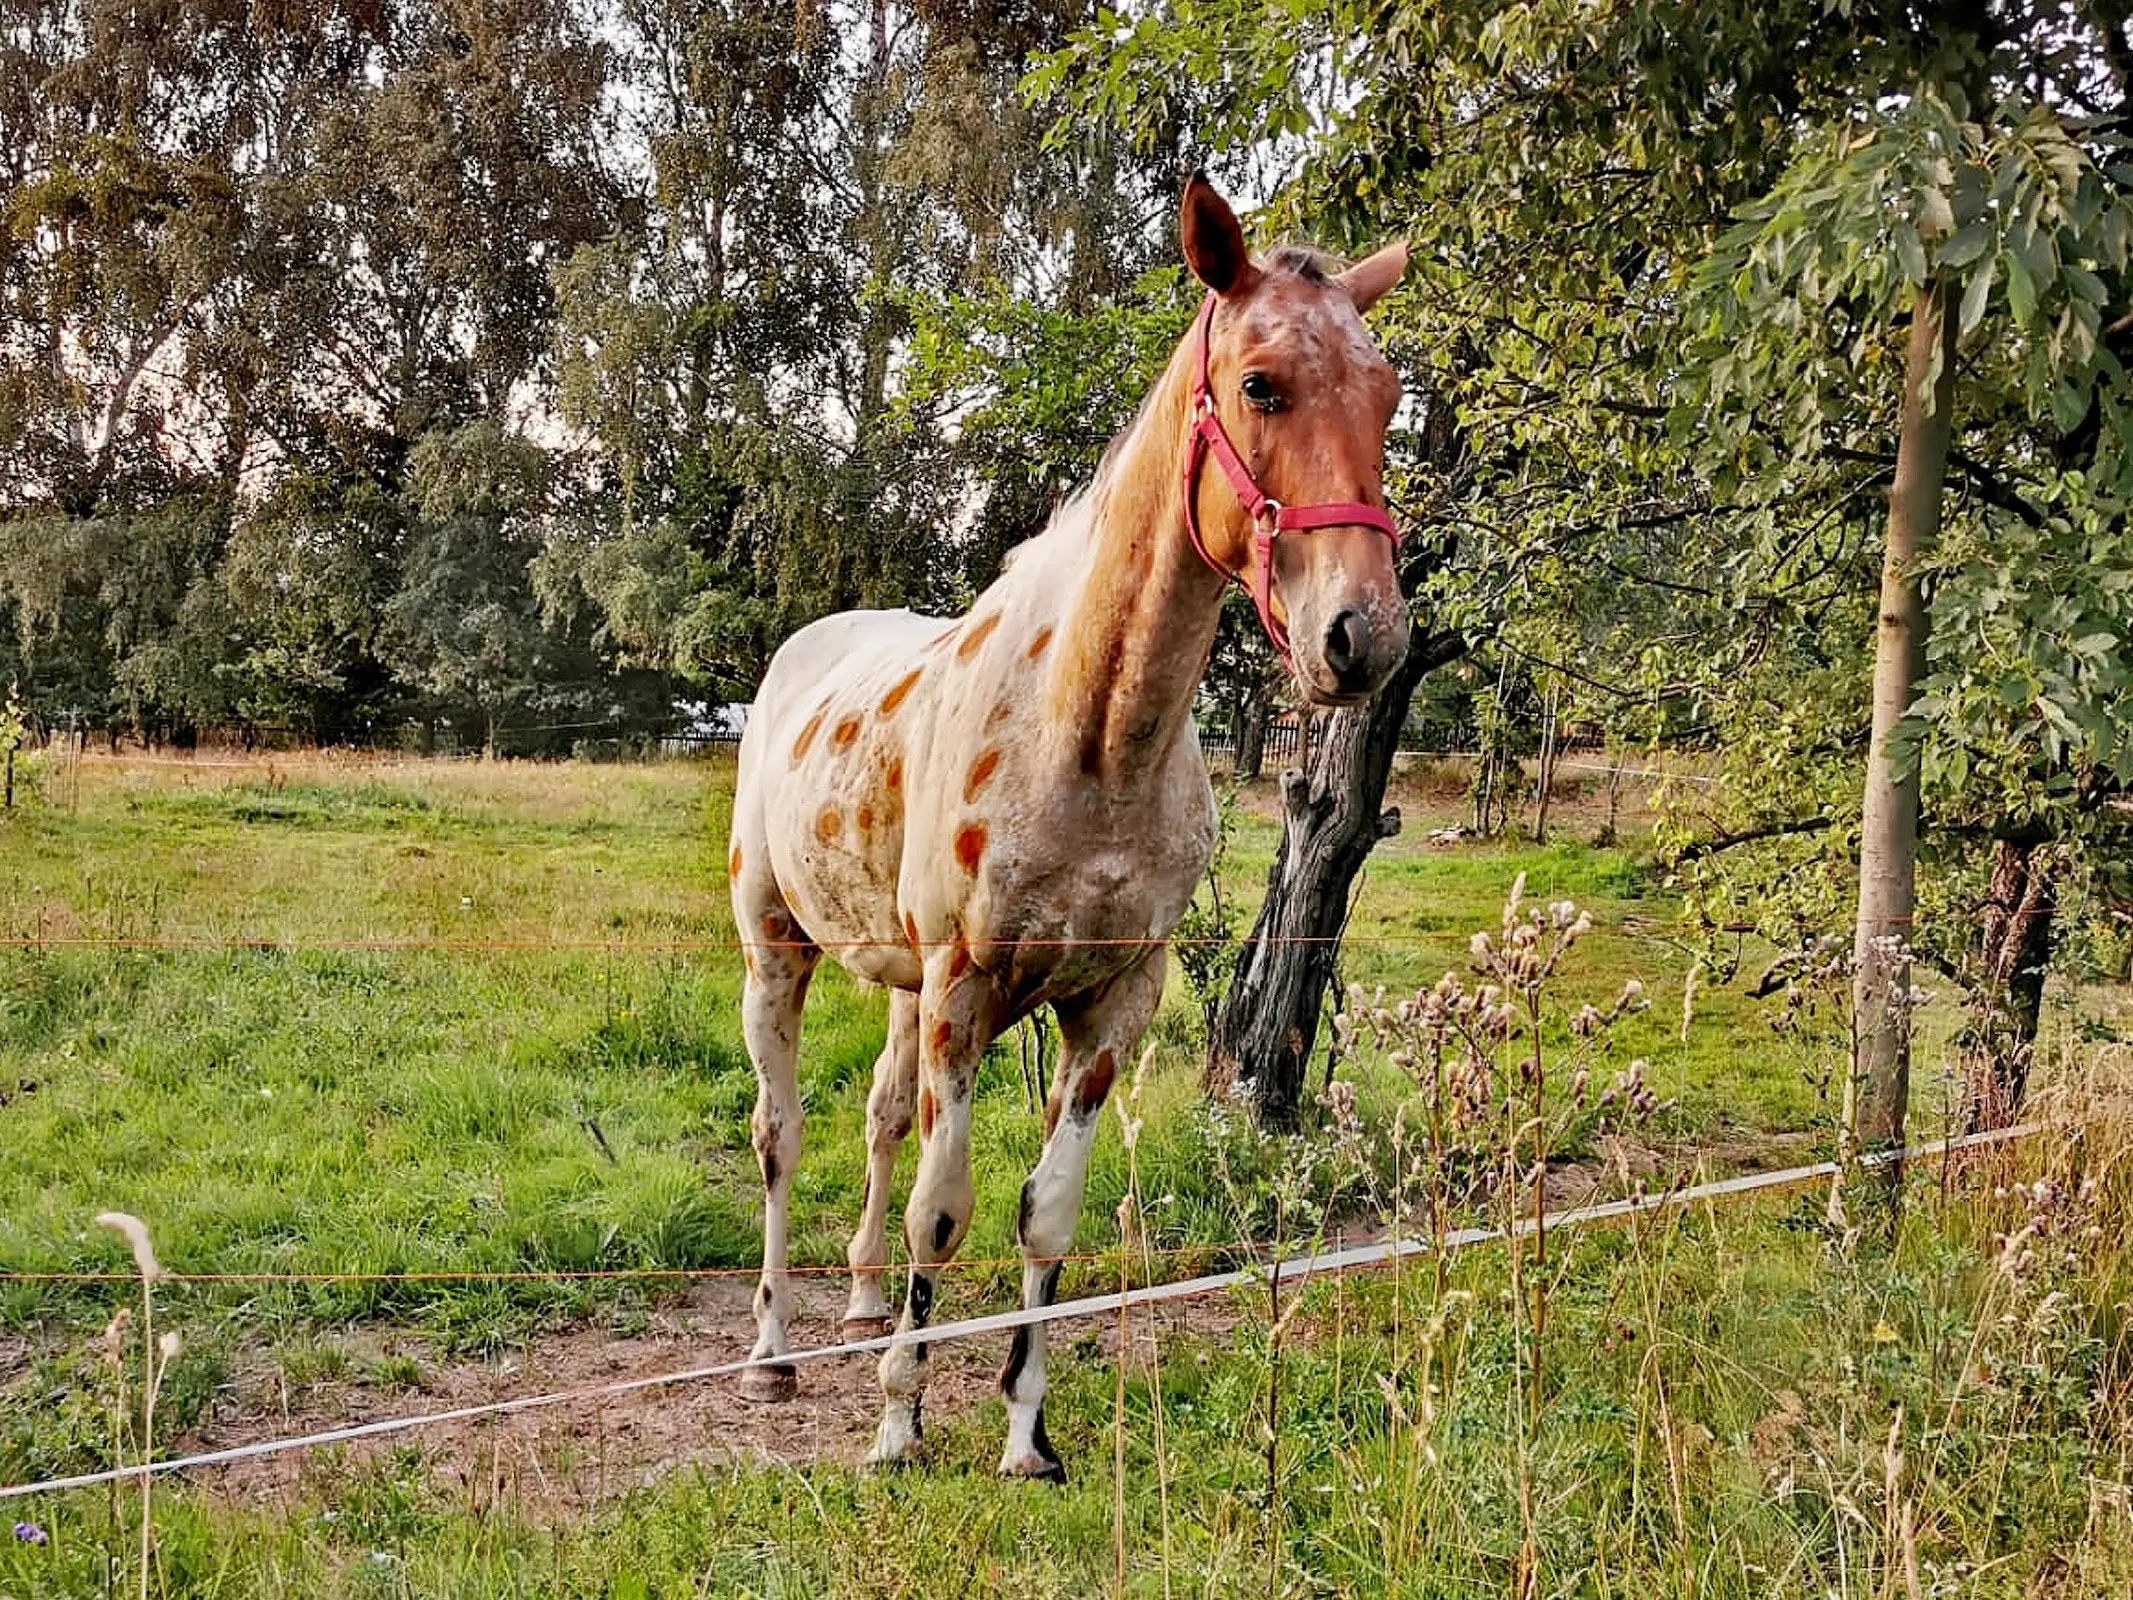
1211, 633, 1462, 1127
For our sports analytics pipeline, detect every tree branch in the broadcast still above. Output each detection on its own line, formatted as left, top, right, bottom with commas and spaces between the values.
1670, 814, 1835, 865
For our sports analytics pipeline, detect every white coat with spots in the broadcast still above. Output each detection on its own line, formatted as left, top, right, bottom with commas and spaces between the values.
726, 179, 1412, 1477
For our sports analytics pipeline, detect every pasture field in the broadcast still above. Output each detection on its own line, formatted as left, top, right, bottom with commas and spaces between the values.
2, 752, 2130, 1597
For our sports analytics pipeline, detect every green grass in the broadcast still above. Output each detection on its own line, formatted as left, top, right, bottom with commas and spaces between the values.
4, 1163, 2130, 1596
0, 757, 1849, 1333
3, 752, 2127, 1597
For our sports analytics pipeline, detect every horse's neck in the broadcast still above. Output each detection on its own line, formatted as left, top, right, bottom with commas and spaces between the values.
1043, 355, 1228, 783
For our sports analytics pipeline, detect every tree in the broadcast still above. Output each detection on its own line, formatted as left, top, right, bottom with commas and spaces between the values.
1690, 72, 2133, 1148
549, 1, 1183, 696
1044, 0, 2133, 1132
1210, 630, 1465, 1123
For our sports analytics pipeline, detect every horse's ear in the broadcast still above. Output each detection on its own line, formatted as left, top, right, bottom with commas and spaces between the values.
1180, 174, 1257, 297
1336, 241, 1408, 313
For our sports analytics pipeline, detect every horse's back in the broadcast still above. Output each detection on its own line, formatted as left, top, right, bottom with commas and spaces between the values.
738, 608, 949, 779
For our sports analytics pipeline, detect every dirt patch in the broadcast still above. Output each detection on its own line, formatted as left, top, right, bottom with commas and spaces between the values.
180, 1272, 1240, 1518
0, 1333, 30, 1387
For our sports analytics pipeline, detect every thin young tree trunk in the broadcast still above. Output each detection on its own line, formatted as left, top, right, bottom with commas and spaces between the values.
1532, 680, 1560, 842
1235, 691, 1269, 782
1848, 283, 1958, 1173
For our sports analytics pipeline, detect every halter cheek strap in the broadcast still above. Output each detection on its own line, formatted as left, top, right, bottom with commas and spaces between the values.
1180, 293, 1401, 660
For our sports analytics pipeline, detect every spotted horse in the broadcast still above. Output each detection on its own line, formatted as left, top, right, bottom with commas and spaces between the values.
727, 177, 1412, 1479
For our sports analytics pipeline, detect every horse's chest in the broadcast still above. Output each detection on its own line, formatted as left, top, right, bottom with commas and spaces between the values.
967, 782, 1215, 994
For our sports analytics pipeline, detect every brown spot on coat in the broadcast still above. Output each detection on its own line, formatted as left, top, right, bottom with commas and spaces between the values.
957, 612, 1001, 658
1043, 1090, 1063, 1140
986, 700, 1011, 730
929, 1020, 953, 1056
791, 708, 826, 762
954, 823, 987, 874
903, 912, 921, 952
857, 803, 874, 833
816, 807, 841, 845
1073, 1049, 1118, 1118
879, 669, 922, 716
963, 748, 1001, 802
727, 843, 742, 880
1027, 626, 1054, 659
919, 1084, 937, 1137
886, 758, 903, 792
831, 715, 862, 750
946, 942, 971, 981
759, 910, 790, 941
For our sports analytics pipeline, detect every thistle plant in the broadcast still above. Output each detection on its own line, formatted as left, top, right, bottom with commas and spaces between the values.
1335, 874, 1663, 1595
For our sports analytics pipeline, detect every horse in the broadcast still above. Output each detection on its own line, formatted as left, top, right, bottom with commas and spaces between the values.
726, 175, 1411, 1478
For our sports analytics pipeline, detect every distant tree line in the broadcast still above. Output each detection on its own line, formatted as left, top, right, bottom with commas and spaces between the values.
0, 1, 1209, 753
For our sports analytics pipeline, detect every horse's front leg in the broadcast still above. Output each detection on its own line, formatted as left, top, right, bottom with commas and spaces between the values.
738, 900, 819, 1403
999, 949, 1164, 1481
870, 943, 996, 1466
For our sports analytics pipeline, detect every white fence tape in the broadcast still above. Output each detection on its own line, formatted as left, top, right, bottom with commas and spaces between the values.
0, 1121, 2042, 1501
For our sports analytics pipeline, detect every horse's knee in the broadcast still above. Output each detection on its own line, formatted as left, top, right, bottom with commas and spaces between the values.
1015, 1171, 1081, 1262
751, 1105, 799, 1187
867, 1086, 914, 1145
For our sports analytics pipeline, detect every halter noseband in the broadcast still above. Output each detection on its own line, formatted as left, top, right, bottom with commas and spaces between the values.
1180, 292, 1402, 660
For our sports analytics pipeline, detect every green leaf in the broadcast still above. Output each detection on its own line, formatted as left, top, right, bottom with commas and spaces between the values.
1894, 222, 1927, 285
1917, 186, 1955, 237
1939, 218, 1993, 268
2051, 380, 2091, 432
1958, 259, 1994, 335
2004, 252, 2037, 326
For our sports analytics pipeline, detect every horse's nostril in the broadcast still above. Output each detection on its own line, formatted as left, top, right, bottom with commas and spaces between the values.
1325, 610, 1369, 680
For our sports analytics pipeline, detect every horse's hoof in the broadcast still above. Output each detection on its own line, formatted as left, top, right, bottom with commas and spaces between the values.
868, 1404, 923, 1467
998, 1448, 1068, 1485
739, 1362, 797, 1403
841, 1315, 895, 1343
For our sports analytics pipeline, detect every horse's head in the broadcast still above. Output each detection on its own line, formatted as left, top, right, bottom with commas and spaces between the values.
1177, 176, 1411, 707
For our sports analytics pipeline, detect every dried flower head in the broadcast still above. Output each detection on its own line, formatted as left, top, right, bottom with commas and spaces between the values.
99, 1308, 131, 1372
95, 1211, 162, 1282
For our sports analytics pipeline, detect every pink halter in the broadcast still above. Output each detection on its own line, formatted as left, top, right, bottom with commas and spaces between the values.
1180, 292, 1402, 659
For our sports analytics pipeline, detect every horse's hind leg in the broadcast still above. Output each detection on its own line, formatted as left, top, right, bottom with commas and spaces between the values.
845, 988, 918, 1336
870, 946, 995, 1466
999, 950, 1164, 1481
738, 893, 819, 1403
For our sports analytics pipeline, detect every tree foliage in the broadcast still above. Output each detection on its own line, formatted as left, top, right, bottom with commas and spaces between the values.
1038, 0, 2133, 1120
0, 1, 1171, 742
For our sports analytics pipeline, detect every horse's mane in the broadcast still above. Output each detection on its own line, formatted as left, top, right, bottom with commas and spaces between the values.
1014, 245, 1345, 563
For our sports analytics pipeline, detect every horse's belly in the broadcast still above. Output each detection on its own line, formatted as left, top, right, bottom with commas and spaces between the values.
768, 810, 920, 988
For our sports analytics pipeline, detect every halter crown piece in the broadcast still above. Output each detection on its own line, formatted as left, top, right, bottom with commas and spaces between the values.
1180, 292, 1402, 660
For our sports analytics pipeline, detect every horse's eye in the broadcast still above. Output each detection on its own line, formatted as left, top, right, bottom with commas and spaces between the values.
1240, 372, 1280, 411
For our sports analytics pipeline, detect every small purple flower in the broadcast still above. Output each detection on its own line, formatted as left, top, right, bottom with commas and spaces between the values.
13, 1520, 47, 1545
